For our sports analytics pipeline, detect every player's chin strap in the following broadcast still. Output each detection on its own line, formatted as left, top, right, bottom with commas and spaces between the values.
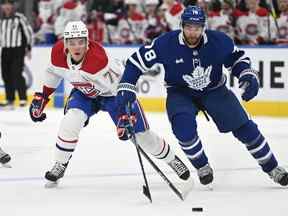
126, 102, 187, 201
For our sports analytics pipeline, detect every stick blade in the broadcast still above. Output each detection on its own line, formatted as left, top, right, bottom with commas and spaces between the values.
143, 185, 152, 203
179, 177, 195, 200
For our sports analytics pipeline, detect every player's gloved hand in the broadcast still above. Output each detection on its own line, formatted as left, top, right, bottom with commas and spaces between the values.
116, 82, 137, 118
238, 69, 259, 102
116, 83, 137, 109
116, 114, 137, 141
115, 83, 137, 140
29, 92, 50, 122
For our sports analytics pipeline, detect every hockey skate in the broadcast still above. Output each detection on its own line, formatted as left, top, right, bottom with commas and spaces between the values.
197, 164, 214, 189
268, 166, 288, 186
168, 156, 190, 180
0, 101, 14, 110
45, 162, 68, 188
0, 147, 11, 168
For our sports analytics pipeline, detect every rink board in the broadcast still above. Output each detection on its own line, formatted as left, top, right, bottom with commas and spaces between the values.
0, 45, 287, 116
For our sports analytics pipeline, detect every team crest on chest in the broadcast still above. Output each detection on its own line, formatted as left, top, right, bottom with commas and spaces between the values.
182, 60, 212, 91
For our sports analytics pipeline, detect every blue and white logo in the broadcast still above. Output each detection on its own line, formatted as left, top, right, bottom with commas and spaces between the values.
182, 65, 212, 91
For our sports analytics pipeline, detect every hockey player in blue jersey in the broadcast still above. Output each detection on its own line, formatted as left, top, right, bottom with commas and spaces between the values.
116, 5, 288, 186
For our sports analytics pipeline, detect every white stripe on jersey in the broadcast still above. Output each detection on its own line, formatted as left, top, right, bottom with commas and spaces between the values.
6, 19, 12, 47
136, 50, 150, 71
11, 18, 19, 47
128, 56, 146, 73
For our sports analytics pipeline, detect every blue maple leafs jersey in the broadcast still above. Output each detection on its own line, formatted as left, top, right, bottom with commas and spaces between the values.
121, 29, 252, 97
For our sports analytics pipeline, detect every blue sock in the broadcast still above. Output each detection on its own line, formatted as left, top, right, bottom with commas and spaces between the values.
233, 120, 278, 172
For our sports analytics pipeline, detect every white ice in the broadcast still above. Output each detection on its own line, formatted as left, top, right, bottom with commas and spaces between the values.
0, 108, 287, 216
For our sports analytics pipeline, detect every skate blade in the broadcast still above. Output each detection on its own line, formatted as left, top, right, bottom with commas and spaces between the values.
45, 180, 59, 188
206, 183, 213, 191
1, 163, 12, 168
178, 177, 194, 200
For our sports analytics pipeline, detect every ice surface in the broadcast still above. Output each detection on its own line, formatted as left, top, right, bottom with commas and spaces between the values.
0, 109, 287, 216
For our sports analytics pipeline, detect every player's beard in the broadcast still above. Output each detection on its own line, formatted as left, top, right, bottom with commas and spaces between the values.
183, 33, 202, 48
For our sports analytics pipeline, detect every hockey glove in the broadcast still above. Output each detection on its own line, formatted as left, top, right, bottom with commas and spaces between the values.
238, 69, 259, 102
29, 92, 50, 122
116, 114, 137, 141
116, 83, 137, 115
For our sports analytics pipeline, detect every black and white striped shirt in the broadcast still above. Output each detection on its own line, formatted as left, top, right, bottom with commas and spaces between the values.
0, 12, 33, 49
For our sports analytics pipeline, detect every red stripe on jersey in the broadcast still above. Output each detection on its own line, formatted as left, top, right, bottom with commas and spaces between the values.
43, 85, 56, 97
169, 2, 183, 16
50, 40, 109, 75
256, 7, 269, 17
130, 12, 145, 21
208, 11, 221, 17
81, 41, 108, 75
51, 40, 68, 69
232, 9, 248, 17
63, 1, 78, 10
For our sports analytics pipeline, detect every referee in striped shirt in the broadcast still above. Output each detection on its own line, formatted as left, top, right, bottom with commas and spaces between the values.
0, 0, 33, 108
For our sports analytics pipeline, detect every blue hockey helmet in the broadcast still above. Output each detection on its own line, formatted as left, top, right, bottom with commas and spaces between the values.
181, 5, 206, 27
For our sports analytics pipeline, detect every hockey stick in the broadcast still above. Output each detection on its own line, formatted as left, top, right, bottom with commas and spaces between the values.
137, 146, 185, 201
126, 103, 186, 201
126, 103, 152, 203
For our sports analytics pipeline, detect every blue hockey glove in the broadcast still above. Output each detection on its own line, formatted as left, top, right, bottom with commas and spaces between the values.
238, 69, 259, 102
117, 114, 137, 141
115, 83, 137, 140
29, 92, 49, 122
116, 83, 137, 114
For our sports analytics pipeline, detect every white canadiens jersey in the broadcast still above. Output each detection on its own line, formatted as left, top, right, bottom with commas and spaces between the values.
208, 13, 234, 39
278, 14, 288, 39
164, 2, 184, 30
54, 1, 87, 37
44, 40, 124, 98
236, 12, 259, 42
115, 12, 147, 44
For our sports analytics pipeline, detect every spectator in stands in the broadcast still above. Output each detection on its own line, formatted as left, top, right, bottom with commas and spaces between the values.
114, 0, 147, 44
86, 10, 107, 43
197, 0, 210, 14
208, 0, 235, 39
162, 0, 184, 30
144, 0, 170, 43
275, 0, 288, 44
34, 0, 57, 44
87, 0, 125, 44
54, 0, 87, 39
235, 0, 263, 44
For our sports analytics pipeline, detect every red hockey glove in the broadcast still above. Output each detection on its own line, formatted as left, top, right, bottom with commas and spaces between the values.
29, 92, 49, 122
116, 114, 137, 141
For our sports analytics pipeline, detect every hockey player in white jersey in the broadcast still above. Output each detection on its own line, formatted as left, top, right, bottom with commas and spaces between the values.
29, 21, 190, 187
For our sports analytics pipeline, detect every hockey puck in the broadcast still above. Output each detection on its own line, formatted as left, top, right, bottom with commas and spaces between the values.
192, 207, 203, 212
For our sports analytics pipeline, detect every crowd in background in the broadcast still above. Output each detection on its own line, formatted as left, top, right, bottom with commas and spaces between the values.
6, 0, 288, 45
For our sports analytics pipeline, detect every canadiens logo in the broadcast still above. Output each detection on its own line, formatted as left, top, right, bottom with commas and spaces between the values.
71, 82, 101, 98
246, 24, 258, 35
182, 65, 212, 91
